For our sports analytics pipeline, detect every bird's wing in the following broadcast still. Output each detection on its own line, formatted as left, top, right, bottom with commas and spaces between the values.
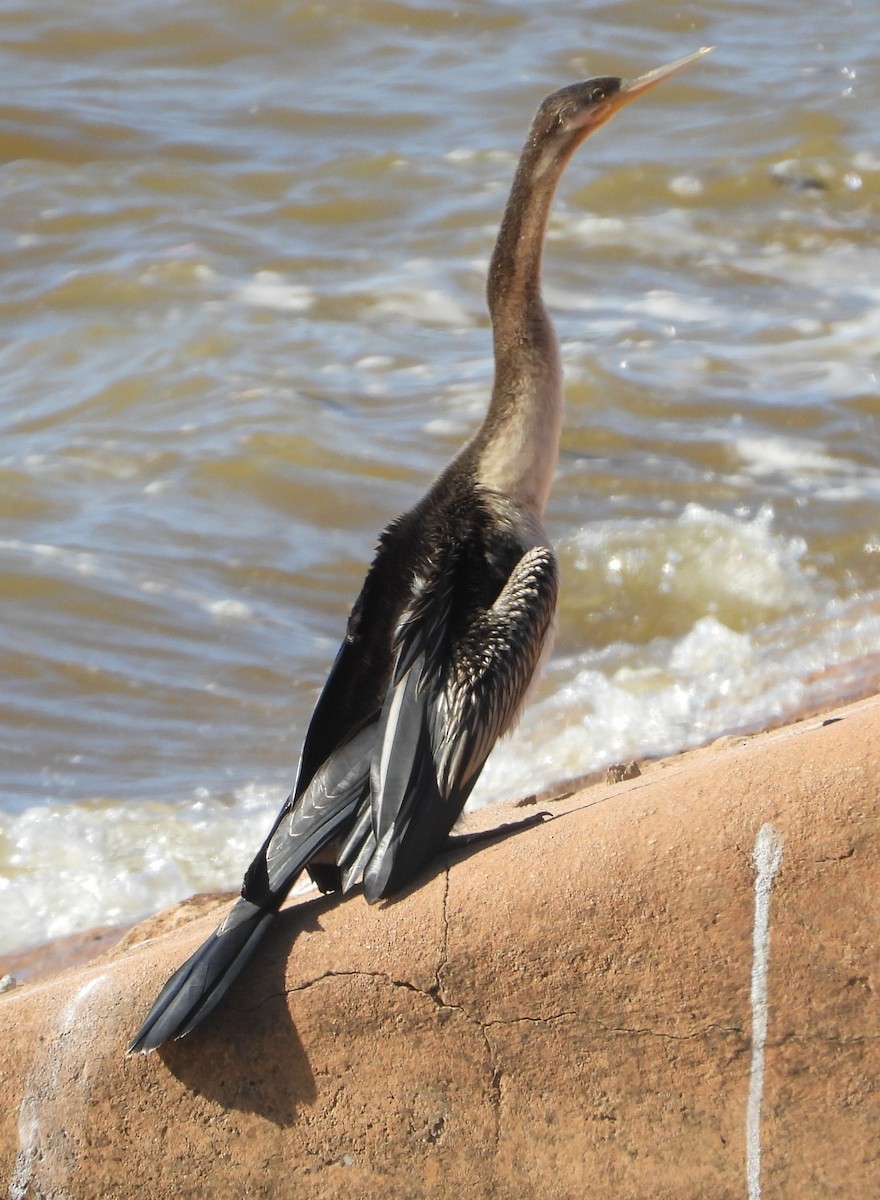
241, 720, 376, 906
290, 511, 421, 803
432, 543, 558, 797
360, 542, 558, 901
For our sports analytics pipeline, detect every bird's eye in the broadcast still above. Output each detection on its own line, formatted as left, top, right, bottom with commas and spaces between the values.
590, 87, 606, 103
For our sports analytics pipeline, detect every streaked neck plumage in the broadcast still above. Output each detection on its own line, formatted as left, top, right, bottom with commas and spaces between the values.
472, 111, 588, 518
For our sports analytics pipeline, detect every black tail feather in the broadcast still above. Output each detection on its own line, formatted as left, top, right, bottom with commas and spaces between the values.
127, 899, 274, 1054
128, 726, 379, 1054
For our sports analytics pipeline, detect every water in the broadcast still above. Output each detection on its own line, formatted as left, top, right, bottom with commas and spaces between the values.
1, 0, 878, 954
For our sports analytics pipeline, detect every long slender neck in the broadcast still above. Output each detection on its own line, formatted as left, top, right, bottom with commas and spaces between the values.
487, 128, 573, 334
472, 119, 584, 518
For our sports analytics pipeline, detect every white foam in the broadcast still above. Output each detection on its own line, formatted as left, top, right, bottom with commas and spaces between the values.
237, 271, 314, 312
735, 437, 880, 501
372, 287, 470, 327
356, 355, 394, 370
203, 597, 253, 619
634, 289, 717, 324
0, 784, 285, 954
469, 508, 880, 808
853, 150, 880, 171
668, 174, 705, 197
0, 539, 110, 583
734, 436, 835, 477
566, 504, 813, 614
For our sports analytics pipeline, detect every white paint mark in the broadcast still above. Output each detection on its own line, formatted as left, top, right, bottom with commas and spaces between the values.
746, 823, 784, 1200
58, 973, 107, 1029
9, 972, 109, 1200
7, 1093, 38, 1200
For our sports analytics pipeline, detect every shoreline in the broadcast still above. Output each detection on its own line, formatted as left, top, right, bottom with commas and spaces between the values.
2, 678, 877, 991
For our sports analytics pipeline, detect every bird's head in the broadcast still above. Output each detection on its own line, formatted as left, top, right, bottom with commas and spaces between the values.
531, 47, 713, 158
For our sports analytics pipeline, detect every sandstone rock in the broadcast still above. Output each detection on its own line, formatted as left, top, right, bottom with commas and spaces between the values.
1, 696, 878, 1199
0, 923, 129, 987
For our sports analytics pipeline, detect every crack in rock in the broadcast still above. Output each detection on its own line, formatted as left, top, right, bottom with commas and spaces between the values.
593, 1018, 746, 1042
279, 969, 580, 1034
434, 865, 451, 1000
254, 977, 758, 1049
485, 1011, 579, 1030
479, 1025, 503, 1154
773, 1030, 880, 1047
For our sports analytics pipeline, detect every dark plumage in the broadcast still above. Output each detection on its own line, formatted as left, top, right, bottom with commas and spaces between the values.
129, 48, 710, 1054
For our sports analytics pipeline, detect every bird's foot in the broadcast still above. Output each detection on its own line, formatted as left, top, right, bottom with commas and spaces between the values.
445, 810, 549, 851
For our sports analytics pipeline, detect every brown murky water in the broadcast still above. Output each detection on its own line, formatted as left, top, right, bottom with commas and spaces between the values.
1, 0, 878, 951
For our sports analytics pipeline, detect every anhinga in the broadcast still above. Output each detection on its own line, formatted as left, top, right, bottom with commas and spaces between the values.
129, 47, 710, 1054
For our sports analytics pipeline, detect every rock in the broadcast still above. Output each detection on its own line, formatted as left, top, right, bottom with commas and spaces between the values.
604, 760, 641, 783
1, 696, 878, 1199
0, 923, 130, 987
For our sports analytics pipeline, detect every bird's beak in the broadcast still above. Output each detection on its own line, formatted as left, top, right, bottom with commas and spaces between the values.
619, 47, 714, 104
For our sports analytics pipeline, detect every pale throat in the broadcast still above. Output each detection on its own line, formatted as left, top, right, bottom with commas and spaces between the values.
474, 323, 564, 518
476, 138, 572, 520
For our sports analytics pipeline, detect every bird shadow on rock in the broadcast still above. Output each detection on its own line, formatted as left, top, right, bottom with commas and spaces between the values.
153, 813, 547, 1119
156, 888, 349, 1127
373, 809, 551, 909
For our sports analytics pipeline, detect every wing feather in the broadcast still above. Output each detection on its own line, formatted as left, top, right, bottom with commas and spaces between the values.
435, 544, 558, 795
360, 540, 558, 902
241, 722, 374, 907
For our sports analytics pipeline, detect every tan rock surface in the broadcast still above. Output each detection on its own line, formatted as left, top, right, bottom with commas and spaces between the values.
1, 696, 877, 1199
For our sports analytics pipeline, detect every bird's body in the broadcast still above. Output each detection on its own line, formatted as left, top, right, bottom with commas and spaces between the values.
129, 48, 710, 1054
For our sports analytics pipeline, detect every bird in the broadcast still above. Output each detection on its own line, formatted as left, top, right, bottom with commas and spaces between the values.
129, 47, 711, 1054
